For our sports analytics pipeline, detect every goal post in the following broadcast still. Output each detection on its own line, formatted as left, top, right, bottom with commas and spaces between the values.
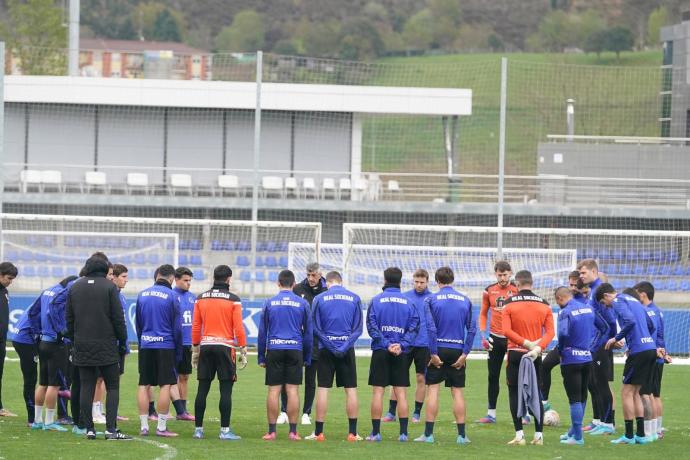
0, 213, 321, 297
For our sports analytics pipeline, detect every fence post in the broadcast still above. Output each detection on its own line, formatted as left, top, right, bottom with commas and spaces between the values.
249, 51, 263, 301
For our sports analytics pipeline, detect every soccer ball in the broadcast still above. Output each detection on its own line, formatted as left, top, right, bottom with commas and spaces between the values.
543, 409, 560, 427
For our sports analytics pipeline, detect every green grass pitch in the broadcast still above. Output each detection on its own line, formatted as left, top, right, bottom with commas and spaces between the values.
0, 350, 688, 459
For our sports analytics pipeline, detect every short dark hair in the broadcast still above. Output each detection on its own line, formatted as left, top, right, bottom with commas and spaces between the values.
113, 264, 128, 277
494, 260, 512, 273
413, 268, 429, 280
435, 266, 454, 285
622, 287, 640, 301
576, 278, 587, 290
383, 267, 402, 286
514, 270, 532, 286
568, 270, 580, 280
554, 286, 571, 298
594, 282, 615, 302
156, 264, 175, 279
84, 256, 109, 276
90, 251, 109, 262
176, 266, 194, 279
576, 259, 598, 271
325, 271, 342, 283
0, 262, 18, 277
213, 265, 232, 282
59, 275, 78, 288
278, 269, 295, 288
633, 281, 655, 301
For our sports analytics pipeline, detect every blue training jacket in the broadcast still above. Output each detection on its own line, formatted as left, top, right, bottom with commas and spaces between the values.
258, 289, 313, 366
135, 280, 183, 358
12, 306, 40, 345
312, 284, 363, 355
424, 286, 476, 355
118, 290, 131, 353
611, 293, 656, 355
35, 283, 69, 341
404, 287, 431, 348
173, 286, 196, 346
558, 298, 609, 365
646, 301, 665, 364
366, 286, 420, 353
587, 278, 616, 348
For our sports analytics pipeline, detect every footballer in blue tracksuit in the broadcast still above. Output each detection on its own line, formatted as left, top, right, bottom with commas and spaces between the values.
11, 300, 42, 424
366, 267, 420, 442
172, 267, 196, 419
596, 284, 657, 444
258, 270, 312, 438
135, 264, 183, 436
555, 287, 609, 444
418, 267, 476, 444
311, 271, 363, 439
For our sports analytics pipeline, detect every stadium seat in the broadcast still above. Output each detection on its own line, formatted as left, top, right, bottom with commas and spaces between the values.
265, 241, 277, 252
194, 270, 206, 280
256, 241, 267, 252
189, 239, 202, 251
646, 264, 660, 276
211, 240, 224, 251
135, 268, 149, 280
179, 254, 189, 265
20, 169, 42, 193
322, 178, 336, 199
134, 254, 146, 265
236, 255, 250, 267
302, 178, 317, 199
37, 266, 50, 277
265, 256, 278, 267
190, 255, 202, 265
5, 249, 18, 261
240, 271, 251, 282
147, 254, 159, 265
126, 172, 149, 194
237, 240, 250, 252
667, 279, 679, 291
655, 279, 668, 291
34, 252, 47, 262
41, 170, 63, 192
268, 271, 279, 282
681, 280, 690, 291
338, 178, 351, 200
18, 250, 33, 262
83, 171, 108, 193
64, 236, 78, 247
217, 175, 241, 196
255, 271, 266, 282
354, 273, 366, 284
261, 176, 283, 198
659, 265, 672, 276
23, 266, 36, 277
169, 173, 193, 196
279, 256, 288, 268
284, 177, 298, 198
277, 242, 289, 252
387, 180, 401, 198
51, 266, 65, 278
255, 256, 265, 267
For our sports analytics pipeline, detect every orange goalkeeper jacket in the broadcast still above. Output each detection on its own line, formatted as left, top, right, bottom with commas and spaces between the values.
191, 283, 246, 348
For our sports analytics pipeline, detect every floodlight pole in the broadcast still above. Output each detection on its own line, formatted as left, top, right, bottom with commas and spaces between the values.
249, 51, 263, 301
68, 0, 80, 76
497, 57, 507, 260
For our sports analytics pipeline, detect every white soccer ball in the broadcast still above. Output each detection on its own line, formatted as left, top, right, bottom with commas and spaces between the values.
543, 409, 560, 427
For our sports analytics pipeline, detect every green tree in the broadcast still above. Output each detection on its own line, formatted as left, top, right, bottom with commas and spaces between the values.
215, 10, 265, 52
338, 18, 384, 60
300, 20, 341, 57
81, 0, 136, 40
604, 26, 634, 62
403, 9, 435, 50
0, 0, 67, 75
132, 2, 187, 42
152, 9, 182, 42
647, 6, 668, 47
576, 10, 606, 50
528, 10, 579, 52
583, 29, 607, 57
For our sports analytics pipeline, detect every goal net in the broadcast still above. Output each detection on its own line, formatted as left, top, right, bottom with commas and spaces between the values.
342, 224, 690, 305
1, 214, 321, 297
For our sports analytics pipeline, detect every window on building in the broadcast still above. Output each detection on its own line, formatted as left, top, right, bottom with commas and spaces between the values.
661, 93, 672, 119
663, 41, 673, 66
662, 67, 672, 92
661, 119, 671, 137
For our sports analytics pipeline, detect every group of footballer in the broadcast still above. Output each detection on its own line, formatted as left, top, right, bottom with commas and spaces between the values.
0, 254, 670, 446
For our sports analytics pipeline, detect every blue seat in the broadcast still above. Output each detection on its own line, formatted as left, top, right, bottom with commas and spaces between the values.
237, 241, 250, 252
265, 241, 277, 252
120, 255, 133, 265
255, 256, 265, 267
646, 265, 659, 276
51, 266, 65, 278
134, 254, 146, 265
655, 279, 668, 291
34, 252, 47, 262
135, 268, 149, 280
37, 266, 50, 277
681, 279, 690, 291
18, 250, 33, 262
147, 254, 160, 265
618, 264, 631, 275
659, 265, 672, 276
632, 264, 645, 275
279, 256, 288, 268
190, 255, 202, 265
179, 254, 189, 265
667, 279, 679, 291
178, 239, 190, 250
64, 236, 77, 247
194, 270, 205, 280
189, 240, 202, 251
673, 265, 685, 276
23, 266, 36, 277
268, 271, 279, 282
236, 255, 250, 267
277, 242, 289, 252
367, 274, 379, 285
256, 271, 266, 282
211, 240, 224, 251
354, 273, 366, 284
5, 249, 18, 261
263, 256, 277, 268
240, 271, 251, 282
256, 242, 267, 252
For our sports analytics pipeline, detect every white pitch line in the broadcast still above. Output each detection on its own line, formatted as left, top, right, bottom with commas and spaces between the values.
133, 437, 178, 460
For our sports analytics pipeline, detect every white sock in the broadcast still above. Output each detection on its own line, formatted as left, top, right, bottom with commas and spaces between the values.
93, 402, 102, 417
651, 418, 657, 435
140, 415, 149, 431
487, 409, 497, 418
221, 427, 229, 433
593, 418, 601, 426
157, 413, 168, 432
515, 430, 524, 440
658, 416, 663, 431
35, 405, 43, 423
45, 408, 55, 425
534, 431, 543, 440
644, 420, 652, 437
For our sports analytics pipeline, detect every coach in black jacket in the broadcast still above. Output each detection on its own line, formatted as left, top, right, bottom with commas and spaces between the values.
66, 256, 130, 440
0, 262, 18, 417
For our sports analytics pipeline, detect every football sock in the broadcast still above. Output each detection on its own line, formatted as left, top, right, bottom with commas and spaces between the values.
268, 423, 276, 434
571, 402, 583, 440
148, 402, 156, 416
424, 421, 434, 437
487, 408, 496, 418
35, 405, 43, 424
348, 418, 357, 435
45, 408, 55, 425
414, 401, 423, 415
139, 415, 148, 431
371, 419, 381, 435
457, 423, 465, 437
172, 400, 185, 416
399, 417, 408, 435
636, 417, 645, 437
624, 419, 634, 439
289, 423, 297, 434
388, 400, 397, 415
157, 413, 168, 432
315, 421, 324, 436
